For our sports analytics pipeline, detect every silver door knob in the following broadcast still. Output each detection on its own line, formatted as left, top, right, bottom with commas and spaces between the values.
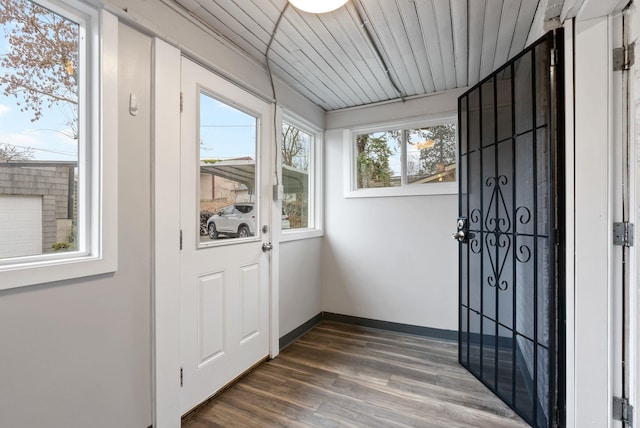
452, 231, 466, 242
262, 242, 273, 252
453, 217, 468, 243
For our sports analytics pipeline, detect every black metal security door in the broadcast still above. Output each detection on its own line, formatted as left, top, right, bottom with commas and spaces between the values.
456, 30, 564, 428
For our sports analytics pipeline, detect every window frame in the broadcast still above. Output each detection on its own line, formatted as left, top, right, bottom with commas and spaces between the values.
344, 114, 458, 198
0, 1, 118, 290
280, 112, 323, 242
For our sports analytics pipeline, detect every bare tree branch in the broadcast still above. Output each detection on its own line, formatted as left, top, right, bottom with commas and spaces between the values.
0, 0, 79, 137
0, 143, 34, 162
0, 75, 77, 106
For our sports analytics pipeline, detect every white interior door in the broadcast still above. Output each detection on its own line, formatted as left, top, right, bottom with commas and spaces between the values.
180, 57, 271, 414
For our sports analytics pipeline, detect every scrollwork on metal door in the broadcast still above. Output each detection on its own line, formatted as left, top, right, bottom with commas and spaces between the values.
484, 175, 511, 291
468, 175, 534, 292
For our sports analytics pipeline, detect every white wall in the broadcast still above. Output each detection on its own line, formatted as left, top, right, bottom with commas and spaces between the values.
323, 90, 465, 330
279, 238, 323, 336
0, 23, 152, 428
104, 0, 325, 129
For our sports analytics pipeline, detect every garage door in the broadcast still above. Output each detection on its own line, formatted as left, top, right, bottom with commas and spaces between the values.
0, 195, 43, 259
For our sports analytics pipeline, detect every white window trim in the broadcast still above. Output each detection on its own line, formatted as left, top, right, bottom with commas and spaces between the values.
279, 111, 324, 242
0, 6, 118, 290
344, 115, 458, 198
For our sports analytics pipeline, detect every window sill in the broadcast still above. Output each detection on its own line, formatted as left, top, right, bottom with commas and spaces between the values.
280, 228, 324, 243
0, 253, 117, 291
344, 182, 457, 198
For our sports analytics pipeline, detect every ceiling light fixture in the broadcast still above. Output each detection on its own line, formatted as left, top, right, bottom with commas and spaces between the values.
288, 0, 348, 14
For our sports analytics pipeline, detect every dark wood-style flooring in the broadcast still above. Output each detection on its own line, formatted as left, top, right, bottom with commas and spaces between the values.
182, 321, 529, 427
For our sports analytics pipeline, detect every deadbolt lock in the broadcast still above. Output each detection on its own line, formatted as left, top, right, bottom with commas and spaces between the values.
452, 217, 468, 243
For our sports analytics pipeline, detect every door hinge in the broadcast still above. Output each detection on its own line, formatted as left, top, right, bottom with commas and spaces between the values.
180, 229, 183, 250
614, 222, 634, 247
180, 92, 183, 113
180, 367, 183, 387
613, 42, 635, 71
613, 396, 633, 425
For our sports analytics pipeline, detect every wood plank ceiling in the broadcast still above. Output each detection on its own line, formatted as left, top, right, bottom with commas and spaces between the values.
170, 0, 562, 111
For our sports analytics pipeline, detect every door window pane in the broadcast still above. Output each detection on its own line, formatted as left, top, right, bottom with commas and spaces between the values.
199, 93, 257, 244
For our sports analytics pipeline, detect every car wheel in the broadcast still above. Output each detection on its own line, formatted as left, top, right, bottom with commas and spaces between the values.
208, 223, 218, 239
238, 225, 250, 237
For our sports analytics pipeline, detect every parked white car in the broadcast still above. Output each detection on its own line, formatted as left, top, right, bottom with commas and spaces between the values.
207, 203, 255, 239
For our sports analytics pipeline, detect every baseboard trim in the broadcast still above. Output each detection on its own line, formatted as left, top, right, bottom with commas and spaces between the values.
322, 312, 458, 342
279, 312, 457, 351
279, 312, 323, 350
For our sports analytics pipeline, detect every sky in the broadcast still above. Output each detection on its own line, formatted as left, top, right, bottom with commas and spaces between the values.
0, 98, 78, 161
199, 93, 257, 162
0, 14, 78, 162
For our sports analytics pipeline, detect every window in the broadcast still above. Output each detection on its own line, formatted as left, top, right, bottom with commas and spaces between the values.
355, 130, 401, 188
281, 116, 322, 239
348, 119, 457, 197
405, 124, 457, 184
198, 92, 258, 245
0, 0, 117, 289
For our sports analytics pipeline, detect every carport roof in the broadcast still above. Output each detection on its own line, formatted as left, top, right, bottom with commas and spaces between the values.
200, 159, 308, 193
